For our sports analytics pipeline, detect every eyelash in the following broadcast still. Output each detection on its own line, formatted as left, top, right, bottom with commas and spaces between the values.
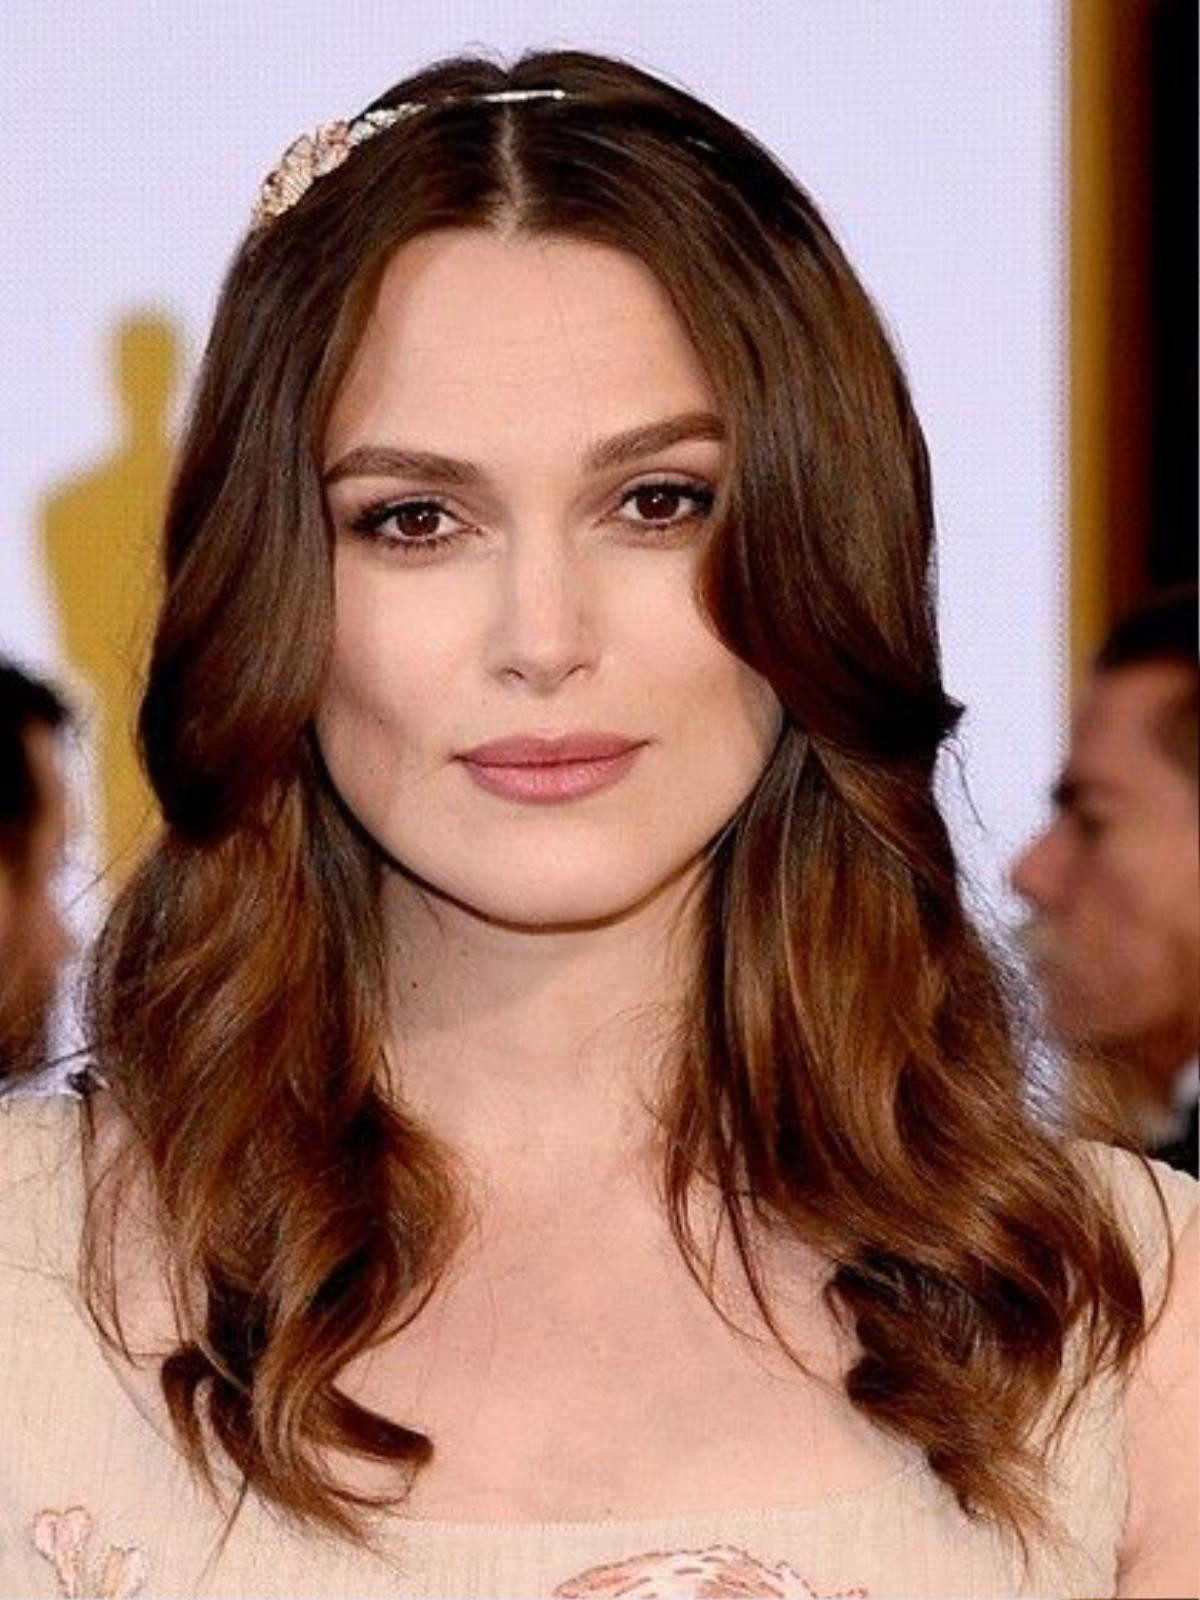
345, 478, 716, 555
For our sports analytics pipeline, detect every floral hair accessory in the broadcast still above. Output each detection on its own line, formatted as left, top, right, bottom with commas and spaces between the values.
252, 88, 569, 229
252, 106, 416, 227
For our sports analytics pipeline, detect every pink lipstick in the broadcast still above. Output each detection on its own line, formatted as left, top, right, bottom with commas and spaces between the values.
457, 734, 644, 804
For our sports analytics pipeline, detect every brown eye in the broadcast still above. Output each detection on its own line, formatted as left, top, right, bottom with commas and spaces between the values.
618, 481, 714, 527
349, 498, 465, 550
390, 503, 446, 540
632, 486, 685, 521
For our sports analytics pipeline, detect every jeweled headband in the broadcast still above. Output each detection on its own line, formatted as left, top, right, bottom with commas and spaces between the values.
252, 87, 568, 228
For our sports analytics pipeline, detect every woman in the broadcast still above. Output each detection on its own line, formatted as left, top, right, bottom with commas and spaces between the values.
0, 50, 1194, 1600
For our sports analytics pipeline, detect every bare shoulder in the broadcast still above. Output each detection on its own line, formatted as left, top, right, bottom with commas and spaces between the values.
1116, 1190, 1198, 1596
1072, 1139, 1197, 1298
0, 1089, 87, 1272
1062, 1141, 1200, 1596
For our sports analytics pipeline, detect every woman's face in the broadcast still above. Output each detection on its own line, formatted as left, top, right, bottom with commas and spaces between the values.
318, 229, 781, 928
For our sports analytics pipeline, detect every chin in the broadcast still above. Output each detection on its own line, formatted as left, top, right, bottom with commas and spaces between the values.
402, 853, 702, 934
451, 882, 668, 933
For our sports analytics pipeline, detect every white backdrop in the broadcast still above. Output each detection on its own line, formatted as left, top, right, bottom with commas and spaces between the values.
2, 0, 1066, 957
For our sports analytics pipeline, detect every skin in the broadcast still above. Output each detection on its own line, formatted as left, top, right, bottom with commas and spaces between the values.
1011, 670, 1200, 1594
307, 237, 1198, 1574
0, 724, 71, 1075
1011, 662, 1200, 1111
313, 230, 921, 1520
89, 230, 1195, 1584
317, 230, 782, 1174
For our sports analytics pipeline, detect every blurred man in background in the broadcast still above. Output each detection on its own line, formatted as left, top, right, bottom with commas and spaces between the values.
1012, 588, 1199, 1172
0, 660, 72, 1084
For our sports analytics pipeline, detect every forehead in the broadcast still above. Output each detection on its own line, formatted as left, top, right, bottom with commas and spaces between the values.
326, 229, 713, 459
1070, 663, 1195, 790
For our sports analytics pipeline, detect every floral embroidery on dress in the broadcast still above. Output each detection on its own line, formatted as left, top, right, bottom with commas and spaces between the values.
553, 1543, 867, 1599
32, 1507, 146, 1599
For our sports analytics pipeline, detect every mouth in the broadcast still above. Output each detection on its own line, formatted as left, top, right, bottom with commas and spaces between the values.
456, 734, 645, 805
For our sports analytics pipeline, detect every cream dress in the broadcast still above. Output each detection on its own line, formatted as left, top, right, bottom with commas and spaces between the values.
0, 1096, 1194, 1600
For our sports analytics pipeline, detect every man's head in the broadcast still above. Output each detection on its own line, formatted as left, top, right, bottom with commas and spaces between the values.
1012, 589, 1199, 1102
0, 661, 72, 1079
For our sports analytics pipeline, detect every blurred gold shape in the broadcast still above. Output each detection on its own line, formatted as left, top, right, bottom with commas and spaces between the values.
43, 310, 182, 878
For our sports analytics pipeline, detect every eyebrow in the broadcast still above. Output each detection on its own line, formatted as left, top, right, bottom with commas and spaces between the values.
322, 410, 725, 488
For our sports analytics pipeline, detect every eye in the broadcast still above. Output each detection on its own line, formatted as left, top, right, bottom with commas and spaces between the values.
615, 479, 714, 529
347, 497, 469, 550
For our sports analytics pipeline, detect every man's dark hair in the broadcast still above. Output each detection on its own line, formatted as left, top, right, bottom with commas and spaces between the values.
0, 658, 70, 877
1095, 586, 1199, 778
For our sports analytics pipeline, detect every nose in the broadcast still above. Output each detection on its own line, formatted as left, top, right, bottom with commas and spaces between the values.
1010, 827, 1061, 911
485, 528, 599, 693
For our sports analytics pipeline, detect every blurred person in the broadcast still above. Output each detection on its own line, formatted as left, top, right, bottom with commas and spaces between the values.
0, 52, 1193, 1600
1013, 587, 1199, 1172
0, 659, 72, 1082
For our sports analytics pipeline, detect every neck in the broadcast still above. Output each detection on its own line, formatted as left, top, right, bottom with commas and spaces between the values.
379, 868, 701, 1196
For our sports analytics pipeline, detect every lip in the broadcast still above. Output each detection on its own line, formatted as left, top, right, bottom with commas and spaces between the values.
456, 733, 645, 804
460, 733, 642, 765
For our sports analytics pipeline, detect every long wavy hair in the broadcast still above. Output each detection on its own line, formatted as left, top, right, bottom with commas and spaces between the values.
85, 50, 1147, 1544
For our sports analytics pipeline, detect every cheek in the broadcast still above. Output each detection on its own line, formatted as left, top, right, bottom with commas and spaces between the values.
1157, 830, 1200, 946
0, 887, 59, 1002
645, 621, 781, 785
1071, 834, 1199, 1001
26, 896, 65, 989
322, 563, 462, 729
315, 577, 463, 809
1112, 831, 1199, 927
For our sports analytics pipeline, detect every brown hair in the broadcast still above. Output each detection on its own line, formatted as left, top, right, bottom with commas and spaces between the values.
86, 50, 1148, 1545
0, 659, 70, 1083
0, 658, 69, 883
1095, 584, 1199, 780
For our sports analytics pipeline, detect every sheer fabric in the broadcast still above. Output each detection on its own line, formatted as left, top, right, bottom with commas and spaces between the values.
0, 1097, 1193, 1599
